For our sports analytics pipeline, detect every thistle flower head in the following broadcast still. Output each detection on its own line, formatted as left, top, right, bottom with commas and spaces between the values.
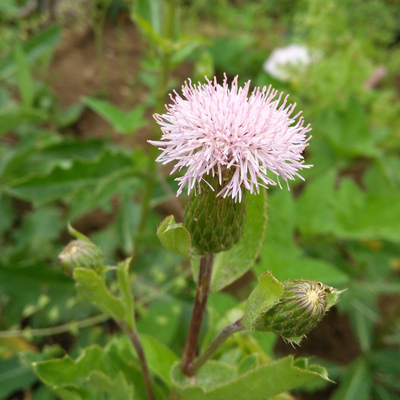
260, 280, 339, 344
150, 75, 312, 202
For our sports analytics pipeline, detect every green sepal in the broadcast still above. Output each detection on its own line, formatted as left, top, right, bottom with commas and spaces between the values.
74, 268, 126, 322
183, 173, 247, 255
67, 224, 91, 243
157, 215, 193, 258
243, 272, 283, 331
171, 356, 332, 400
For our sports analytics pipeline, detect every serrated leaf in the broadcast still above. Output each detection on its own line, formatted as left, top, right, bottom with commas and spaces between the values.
157, 215, 192, 257
24, 340, 138, 400
87, 370, 134, 400
171, 356, 331, 400
210, 189, 267, 292
7, 149, 136, 206
74, 269, 126, 321
82, 97, 147, 134
243, 271, 283, 331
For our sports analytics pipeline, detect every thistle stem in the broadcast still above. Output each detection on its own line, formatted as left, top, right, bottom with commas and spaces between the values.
188, 318, 244, 376
124, 326, 156, 400
182, 253, 214, 376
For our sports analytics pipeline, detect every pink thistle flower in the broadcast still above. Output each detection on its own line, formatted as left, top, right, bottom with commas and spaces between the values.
150, 75, 312, 202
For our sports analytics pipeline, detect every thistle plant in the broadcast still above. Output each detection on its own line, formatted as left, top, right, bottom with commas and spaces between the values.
148, 75, 338, 386
34, 76, 341, 400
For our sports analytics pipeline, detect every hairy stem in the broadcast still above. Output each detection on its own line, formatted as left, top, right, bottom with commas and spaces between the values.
0, 314, 108, 338
182, 254, 215, 376
188, 318, 244, 376
125, 326, 156, 400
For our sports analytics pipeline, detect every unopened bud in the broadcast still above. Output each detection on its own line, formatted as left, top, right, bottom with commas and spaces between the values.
183, 171, 247, 255
58, 240, 103, 277
258, 280, 340, 344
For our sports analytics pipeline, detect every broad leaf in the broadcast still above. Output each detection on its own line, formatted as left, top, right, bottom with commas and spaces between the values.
23, 339, 142, 400
7, 149, 137, 206
210, 189, 267, 292
243, 271, 283, 331
138, 334, 179, 387
74, 269, 126, 322
157, 215, 192, 258
171, 356, 331, 400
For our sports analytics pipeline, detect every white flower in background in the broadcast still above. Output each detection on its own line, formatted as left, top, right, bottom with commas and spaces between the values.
263, 44, 315, 82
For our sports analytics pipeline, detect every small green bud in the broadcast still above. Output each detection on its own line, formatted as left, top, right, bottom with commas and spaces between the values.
259, 280, 341, 344
183, 171, 247, 255
58, 240, 103, 277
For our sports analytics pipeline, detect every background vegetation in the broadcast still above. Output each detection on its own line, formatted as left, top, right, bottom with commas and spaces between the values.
1, 0, 400, 399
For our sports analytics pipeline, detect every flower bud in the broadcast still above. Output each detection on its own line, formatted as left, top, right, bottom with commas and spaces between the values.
58, 240, 103, 277
183, 171, 247, 255
259, 280, 340, 344
245, 276, 342, 345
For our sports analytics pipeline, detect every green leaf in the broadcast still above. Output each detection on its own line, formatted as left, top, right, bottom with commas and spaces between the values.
86, 370, 134, 400
295, 170, 336, 236
82, 97, 147, 134
67, 225, 91, 243
138, 334, 179, 387
262, 257, 349, 286
0, 106, 47, 135
210, 189, 267, 292
132, 12, 170, 51
7, 149, 137, 206
157, 215, 192, 257
56, 103, 85, 128
116, 192, 141, 255
0, 137, 106, 187
24, 340, 139, 400
136, 298, 182, 347
74, 269, 126, 321
243, 271, 283, 331
0, 356, 37, 398
331, 358, 371, 400
315, 99, 378, 158
0, 25, 61, 81
335, 178, 400, 241
258, 188, 348, 285
171, 356, 331, 400
117, 258, 135, 329
13, 44, 34, 108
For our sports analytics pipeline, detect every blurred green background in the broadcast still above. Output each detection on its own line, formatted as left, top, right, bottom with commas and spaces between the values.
1, 0, 400, 399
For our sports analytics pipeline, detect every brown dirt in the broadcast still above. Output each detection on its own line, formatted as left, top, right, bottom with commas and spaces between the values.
48, 17, 150, 147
